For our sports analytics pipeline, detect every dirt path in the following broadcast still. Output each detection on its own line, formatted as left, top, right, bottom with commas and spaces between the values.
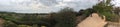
77, 13, 107, 27
0, 18, 5, 27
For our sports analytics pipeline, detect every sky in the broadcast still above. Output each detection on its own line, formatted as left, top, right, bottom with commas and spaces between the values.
0, 0, 119, 13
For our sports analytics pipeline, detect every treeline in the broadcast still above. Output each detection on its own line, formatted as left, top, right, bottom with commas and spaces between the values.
0, 12, 51, 27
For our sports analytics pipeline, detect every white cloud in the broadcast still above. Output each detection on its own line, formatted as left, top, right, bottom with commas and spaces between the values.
111, 0, 120, 7
0, 0, 101, 13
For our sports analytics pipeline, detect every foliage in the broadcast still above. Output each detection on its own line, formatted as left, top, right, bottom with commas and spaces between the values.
3, 21, 17, 27
92, 0, 118, 21
53, 7, 76, 27
79, 0, 119, 22
17, 15, 41, 21
0, 12, 50, 27
18, 25, 31, 27
113, 7, 120, 15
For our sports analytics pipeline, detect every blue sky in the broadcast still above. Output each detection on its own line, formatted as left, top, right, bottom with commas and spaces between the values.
0, 0, 119, 13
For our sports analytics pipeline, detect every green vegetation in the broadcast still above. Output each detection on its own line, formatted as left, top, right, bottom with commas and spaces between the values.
52, 7, 76, 27
4, 21, 17, 27
92, 0, 119, 22
0, 8, 77, 27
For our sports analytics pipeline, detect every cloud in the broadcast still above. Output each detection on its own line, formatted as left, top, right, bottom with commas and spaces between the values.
111, 0, 120, 7
0, 0, 100, 13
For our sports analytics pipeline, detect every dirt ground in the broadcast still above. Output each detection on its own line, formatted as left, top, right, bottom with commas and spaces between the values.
107, 22, 120, 27
77, 13, 107, 27
0, 18, 4, 27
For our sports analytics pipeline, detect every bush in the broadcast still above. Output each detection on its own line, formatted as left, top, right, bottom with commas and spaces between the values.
53, 7, 76, 27
3, 21, 17, 27
18, 25, 31, 27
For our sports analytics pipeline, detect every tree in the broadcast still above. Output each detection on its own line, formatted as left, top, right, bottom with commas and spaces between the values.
92, 0, 119, 22
53, 7, 76, 27
113, 7, 120, 15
